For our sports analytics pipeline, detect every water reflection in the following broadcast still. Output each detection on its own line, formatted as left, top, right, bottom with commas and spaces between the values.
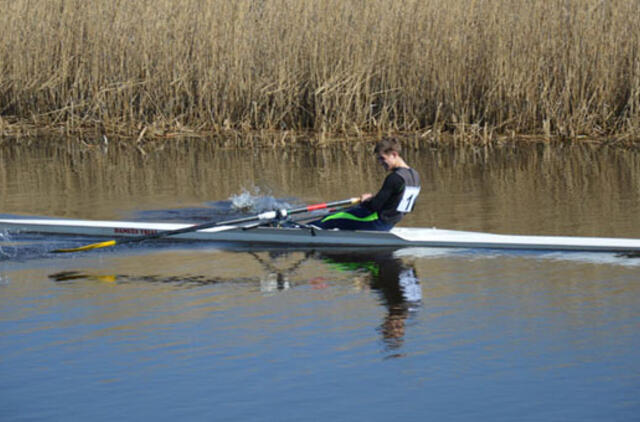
48, 270, 234, 286
315, 249, 421, 355
248, 248, 423, 353
245, 248, 422, 353
44, 247, 421, 355
248, 251, 306, 292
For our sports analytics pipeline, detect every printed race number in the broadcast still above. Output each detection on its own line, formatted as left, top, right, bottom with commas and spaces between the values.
396, 186, 420, 213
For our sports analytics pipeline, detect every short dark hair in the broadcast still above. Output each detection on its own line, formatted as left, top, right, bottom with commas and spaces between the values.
373, 137, 401, 155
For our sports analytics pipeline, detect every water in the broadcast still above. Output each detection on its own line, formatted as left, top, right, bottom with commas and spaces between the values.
1, 139, 640, 420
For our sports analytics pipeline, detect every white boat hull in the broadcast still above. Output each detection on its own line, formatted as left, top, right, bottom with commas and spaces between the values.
2, 218, 640, 252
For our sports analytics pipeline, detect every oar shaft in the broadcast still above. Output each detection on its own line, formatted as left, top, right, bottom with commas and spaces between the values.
241, 201, 357, 230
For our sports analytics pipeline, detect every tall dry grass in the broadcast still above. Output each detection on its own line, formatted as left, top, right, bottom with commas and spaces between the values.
1, 0, 639, 141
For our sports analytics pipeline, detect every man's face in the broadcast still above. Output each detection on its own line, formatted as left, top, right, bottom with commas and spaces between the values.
376, 151, 396, 171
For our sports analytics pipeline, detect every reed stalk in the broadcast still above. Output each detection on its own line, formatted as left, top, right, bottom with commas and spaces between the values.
1, 0, 639, 142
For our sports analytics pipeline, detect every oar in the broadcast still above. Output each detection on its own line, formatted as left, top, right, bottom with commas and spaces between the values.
51, 197, 361, 253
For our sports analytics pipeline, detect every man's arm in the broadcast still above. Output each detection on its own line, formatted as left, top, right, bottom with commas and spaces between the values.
362, 173, 403, 212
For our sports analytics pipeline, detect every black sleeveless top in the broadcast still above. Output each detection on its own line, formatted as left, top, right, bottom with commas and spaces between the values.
363, 167, 421, 225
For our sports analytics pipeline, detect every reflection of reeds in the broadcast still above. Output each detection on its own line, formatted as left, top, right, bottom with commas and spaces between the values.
2, 140, 639, 238
1, 0, 639, 142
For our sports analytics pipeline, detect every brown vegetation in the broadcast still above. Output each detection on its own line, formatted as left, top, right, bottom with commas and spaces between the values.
1, 0, 639, 143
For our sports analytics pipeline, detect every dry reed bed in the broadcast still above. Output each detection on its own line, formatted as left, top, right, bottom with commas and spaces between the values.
1, 0, 639, 142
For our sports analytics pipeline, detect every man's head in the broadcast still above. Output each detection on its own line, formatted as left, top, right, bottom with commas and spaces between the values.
373, 137, 403, 171
373, 137, 402, 156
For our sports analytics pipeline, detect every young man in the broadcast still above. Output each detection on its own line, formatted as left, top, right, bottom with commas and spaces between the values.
312, 137, 421, 231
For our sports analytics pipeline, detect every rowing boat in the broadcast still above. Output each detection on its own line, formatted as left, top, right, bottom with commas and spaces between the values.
2, 217, 640, 252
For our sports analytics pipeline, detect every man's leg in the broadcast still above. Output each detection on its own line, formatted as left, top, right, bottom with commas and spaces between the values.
311, 206, 392, 231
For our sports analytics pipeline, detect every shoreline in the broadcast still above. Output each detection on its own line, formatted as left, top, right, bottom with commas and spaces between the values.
1, 120, 638, 149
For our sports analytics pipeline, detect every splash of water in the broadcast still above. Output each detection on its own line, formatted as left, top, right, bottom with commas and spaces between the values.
0, 231, 55, 261
229, 188, 293, 213
0, 230, 18, 260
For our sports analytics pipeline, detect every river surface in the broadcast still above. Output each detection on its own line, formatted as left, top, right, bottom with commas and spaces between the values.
1, 139, 639, 421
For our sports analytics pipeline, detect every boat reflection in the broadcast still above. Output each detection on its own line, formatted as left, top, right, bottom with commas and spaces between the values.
247, 251, 304, 292
46, 246, 421, 355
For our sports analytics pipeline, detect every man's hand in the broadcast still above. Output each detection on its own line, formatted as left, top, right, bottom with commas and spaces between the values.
360, 193, 373, 202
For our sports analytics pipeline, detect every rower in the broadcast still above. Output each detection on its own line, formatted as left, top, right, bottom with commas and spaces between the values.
312, 137, 421, 231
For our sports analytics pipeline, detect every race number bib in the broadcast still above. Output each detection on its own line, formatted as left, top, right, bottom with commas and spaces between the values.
396, 186, 420, 213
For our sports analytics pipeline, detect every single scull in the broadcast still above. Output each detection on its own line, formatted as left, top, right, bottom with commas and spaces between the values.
2, 217, 640, 252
